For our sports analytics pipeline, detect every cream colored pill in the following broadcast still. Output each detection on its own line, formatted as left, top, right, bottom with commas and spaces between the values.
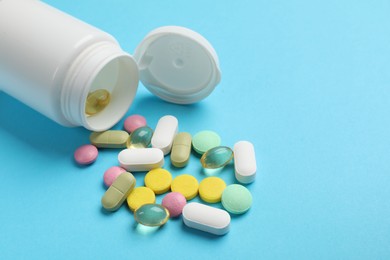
101, 172, 136, 212
170, 132, 192, 167
182, 202, 230, 235
234, 141, 257, 184
90, 130, 129, 148
118, 148, 164, 172
151, 115, 178, 155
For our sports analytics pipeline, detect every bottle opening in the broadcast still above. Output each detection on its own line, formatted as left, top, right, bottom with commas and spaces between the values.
83, 55, 139, 131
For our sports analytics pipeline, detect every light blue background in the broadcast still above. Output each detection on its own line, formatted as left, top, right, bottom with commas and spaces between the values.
1, 0, 390, 259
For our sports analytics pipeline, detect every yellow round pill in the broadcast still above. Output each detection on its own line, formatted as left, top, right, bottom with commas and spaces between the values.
171, 174, 199, 200
144, 168, 172, 194
127, 186, 156, 211
199, 177, 226, 203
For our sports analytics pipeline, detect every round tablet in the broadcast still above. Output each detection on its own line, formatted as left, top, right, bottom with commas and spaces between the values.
221, 184, 253, 214
103, 166, 126, 187
170, 174, 199, 200
144, 168, 172, 194
127, 186, 156, 211
192, 130, 221, 155
199, 177, 226, 203
74, 144, 98, 165
162, 192, 187, 217
124, 114, 147, 133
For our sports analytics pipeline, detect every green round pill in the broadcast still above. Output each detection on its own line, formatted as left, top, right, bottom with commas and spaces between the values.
192, 130, 221, 155
221, 184, 252, 214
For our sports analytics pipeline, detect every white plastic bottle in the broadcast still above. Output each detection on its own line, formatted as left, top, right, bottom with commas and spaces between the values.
0, 0, 139, 131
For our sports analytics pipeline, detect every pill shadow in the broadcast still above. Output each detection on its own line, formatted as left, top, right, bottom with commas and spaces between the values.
180, 221, 228, 239
0, 93, 88, 157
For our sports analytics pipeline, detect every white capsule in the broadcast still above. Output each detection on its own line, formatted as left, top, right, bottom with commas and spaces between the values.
182, 202, 230, 236
151, 115, 178, 155
118, 148, 164, 172
233, 141, 257, 184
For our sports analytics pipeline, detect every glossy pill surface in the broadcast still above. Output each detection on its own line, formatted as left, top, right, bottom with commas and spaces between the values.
200, 146, 233, 169
124, 114, 147, 133
171, 132, 192, 167
118, 148, 164, 172
199, 177, 226, 203
170, 174, 199, 200
127, 187, 156, 211
101, 172, 136, 212
134, 204, 170, 227
144, 168, 172, 194
151, 115, 178, 155
192, 130, 221, 155
74, 144, 98, 165
162, 192, 187, 217
85, 89, 111, 115
90, 130, 129, 148
127, 126, 153, 149
221, 184, 253, 214
182, 202, 230, 235
234, 141, 257, 184
103, 166, 126, 187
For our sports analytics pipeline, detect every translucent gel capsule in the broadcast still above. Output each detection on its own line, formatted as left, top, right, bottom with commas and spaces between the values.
134, 204, 170, 227
200, 146, 234, 169
85, 89, 111, 115
127, 126, 153, 149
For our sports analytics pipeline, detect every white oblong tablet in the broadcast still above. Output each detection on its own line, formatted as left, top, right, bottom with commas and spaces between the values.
118, 148, 164, 172
151, 115, 178, 155
182, 202, 230, 235
233, 141, 257, 184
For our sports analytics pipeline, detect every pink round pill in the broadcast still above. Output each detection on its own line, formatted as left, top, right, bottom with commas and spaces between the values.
103, 166, 126, 187
124, 115, 147, 133
74, 144, 98, 165
162, 192, 187, 217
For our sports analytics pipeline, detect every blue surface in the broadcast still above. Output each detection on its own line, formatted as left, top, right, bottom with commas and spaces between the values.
1, 0, 390, 259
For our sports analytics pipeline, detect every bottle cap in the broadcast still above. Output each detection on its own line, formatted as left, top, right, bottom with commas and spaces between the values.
134, 26, 221, 104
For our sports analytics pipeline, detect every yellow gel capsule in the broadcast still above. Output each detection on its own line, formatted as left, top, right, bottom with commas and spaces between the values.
144, 168, 172, 194
101, 172, 136, 212
200, 146, 234, 169
127, 186, 156, 212
198, 177, 226, 203
90, 130, 129, 148
85, 89, 111, 115
171, 132, 192, 168
171, 174, 199, 200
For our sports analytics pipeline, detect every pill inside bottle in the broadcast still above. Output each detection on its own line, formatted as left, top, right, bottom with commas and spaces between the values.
85, 89, 111, 115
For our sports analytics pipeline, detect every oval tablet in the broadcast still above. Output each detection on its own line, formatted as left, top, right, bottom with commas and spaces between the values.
101, 172, 136, 212
233, 141, 257, 184
151, 115, 178, 155
182, 202, 230, 235
90, 130, 129, 148
118, 148, 164, 172
171, 132, 192, 167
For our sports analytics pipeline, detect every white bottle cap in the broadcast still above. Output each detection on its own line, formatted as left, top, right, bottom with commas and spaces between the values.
134, 26, 221, 104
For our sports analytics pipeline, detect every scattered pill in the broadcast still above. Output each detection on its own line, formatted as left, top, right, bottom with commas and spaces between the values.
127, 126, 153, 149
101, 172, 136, 212
103, 166, 126, 187
144, 168, 172, 194
134, 204, 170, 227
234, 141, 257, 184
200, 146, 233, 169
127, 186, 156, 211
151, 115, 178, 155
118, 148, 164, 172
170, 174, 199, 200
182, 202, 230, 235
171, 132, 192, 168
221, 184, 252, 214
192, 130, 221, 155
90, 130, 129, 148
85, 89, 111, 115
199, 177, 226, 203
124, 114, 147, 133
162, 192, 187, 217
74, 144, 98, 165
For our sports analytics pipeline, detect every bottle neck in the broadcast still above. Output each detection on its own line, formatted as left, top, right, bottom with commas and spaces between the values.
61, 41, 139, 131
